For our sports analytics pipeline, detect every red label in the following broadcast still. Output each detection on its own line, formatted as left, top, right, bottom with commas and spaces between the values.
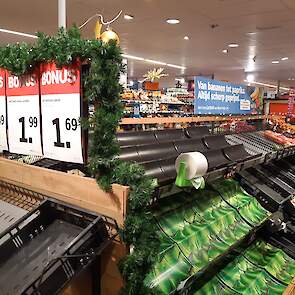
0, 70, 5, 96
40, 63, 80, 95
6, 71, 39, 96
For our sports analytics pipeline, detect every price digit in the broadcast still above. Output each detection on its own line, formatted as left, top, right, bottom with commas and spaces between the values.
19, 116, 37, 143
65, 118, 78, 131
19, 117, 28, 143
0, 115, 4, 125
29, 116, 38, 127
52, 118, 79, 149
52, 118, 65, 147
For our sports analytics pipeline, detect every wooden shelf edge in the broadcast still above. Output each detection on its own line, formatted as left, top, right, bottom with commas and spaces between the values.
0, 158, 129, 227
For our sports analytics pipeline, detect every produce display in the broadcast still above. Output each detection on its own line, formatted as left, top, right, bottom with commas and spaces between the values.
264, 130, 295, 146
145, 180, 271, 294
268, 117, 295, 136
121, 89, 194, 117
194, 240, 295, 294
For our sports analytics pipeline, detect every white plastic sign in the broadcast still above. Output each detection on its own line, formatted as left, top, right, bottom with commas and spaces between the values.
6, 72, 42, 155
40, 63, 84, 163
0, 70, 8, 151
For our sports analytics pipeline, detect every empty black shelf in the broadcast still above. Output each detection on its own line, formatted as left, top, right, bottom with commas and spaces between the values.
118, 146, 140, 162
159, 157, 177, 180
154, 129, 187, 142
203, 149, 232, 171
174, 139, 207, 154
185, 126, 210, 139
137, 142, 178, 163
223, 144, 259, 162
116, 130, 157, 147
143, 161, 164, 181
202, 134, 230, 150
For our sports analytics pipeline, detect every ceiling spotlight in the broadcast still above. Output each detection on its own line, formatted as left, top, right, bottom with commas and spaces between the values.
272, 60, 279, 64
124, 14, 134, 20
281, 57, 289, 61
184, 36, 189, 40
246, 74, 255, 82
166, 19, 180, 24
228, 43, 239, 48
222, 49, 228, 53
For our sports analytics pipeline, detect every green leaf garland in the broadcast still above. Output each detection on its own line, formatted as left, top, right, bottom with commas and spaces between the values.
0, 26, 159, 295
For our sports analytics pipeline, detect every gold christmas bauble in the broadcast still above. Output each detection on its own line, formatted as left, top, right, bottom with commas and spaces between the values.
100, 28, 120, 44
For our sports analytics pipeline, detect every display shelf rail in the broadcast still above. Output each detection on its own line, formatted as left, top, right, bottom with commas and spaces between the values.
120, 114, 269, 125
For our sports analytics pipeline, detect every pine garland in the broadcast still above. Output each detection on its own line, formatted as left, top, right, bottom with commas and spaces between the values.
0, 27, 160, 294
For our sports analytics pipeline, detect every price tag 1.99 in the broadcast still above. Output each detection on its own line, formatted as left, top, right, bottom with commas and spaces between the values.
6, 72, 42, 156
0, 70, 8, 151
40, 63, 84, 163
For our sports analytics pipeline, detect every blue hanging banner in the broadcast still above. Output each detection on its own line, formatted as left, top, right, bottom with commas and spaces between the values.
194, 76, 263, 115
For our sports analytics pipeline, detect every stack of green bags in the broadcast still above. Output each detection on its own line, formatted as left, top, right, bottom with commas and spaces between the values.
194, 240, 295, 295
145, 180, 271, 294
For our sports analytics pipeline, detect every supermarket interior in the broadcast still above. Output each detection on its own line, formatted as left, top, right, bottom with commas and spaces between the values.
1, 1, 295, 295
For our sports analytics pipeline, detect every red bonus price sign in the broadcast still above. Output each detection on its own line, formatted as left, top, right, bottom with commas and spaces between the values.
0, 70, 8, 151
40, 63, 83, 163
6, 71, 42, 155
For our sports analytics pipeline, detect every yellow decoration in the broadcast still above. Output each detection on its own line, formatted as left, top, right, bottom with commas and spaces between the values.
94, 20, 102, 39
100, 28, 120, 44
143, 68, 168, 82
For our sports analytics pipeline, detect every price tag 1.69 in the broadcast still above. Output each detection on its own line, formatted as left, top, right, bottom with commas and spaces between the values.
6, 73, 42, 156
40, 63, 84, 163
0, 70, 8, 151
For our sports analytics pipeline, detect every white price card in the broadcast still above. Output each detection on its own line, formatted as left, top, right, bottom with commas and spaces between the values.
6, 72, 43, 156
0, 70, 8, 151
40, 63, 84, 163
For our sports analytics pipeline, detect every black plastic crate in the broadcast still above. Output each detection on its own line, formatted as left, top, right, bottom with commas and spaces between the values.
0, 199, 113, 295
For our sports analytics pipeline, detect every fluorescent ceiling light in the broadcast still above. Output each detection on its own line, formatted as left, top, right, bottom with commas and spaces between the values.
222, 49, 228, 53
167, 63, 186, 70
184, 36, 189, 40
245, 79, 290, 91
0, 28, 37, 39
122, 54, 144, 61
272, 60, 279, 64
166, 19, 180, 24
145, 59, 167, 65
124, 14, 134, 20
281, 57, 288, 61
122, 53, 186, 70
228, 43, 239, 48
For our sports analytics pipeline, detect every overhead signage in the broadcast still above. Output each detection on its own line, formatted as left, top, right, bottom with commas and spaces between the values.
194, 77, 263, 115
0, 70, 8, 151
40, 63, 84, 163
6, 71, 42, 155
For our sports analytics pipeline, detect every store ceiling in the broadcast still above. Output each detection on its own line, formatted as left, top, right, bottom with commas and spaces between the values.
1, 0, 295, 87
